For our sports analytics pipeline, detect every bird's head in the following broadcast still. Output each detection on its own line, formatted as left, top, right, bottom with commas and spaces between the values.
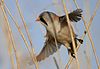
36, 11, 61, 35
36, 11, 48, 27
36, 11, 58, 28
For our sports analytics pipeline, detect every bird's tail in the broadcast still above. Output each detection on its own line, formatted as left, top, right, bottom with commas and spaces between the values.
69, 9, 83, 22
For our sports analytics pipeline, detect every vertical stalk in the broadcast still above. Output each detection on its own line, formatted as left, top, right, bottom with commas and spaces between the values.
73, 0, 100, 69
66, 0, 100, 68
1, 0, 20, 69
15, 0, 39, 69
4, 2, 39, 69
62, 0, 80, 69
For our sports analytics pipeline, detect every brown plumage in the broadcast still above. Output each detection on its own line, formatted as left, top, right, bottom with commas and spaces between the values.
36, 9, 83, 61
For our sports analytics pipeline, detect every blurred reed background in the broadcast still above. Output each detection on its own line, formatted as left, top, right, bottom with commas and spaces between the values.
0, 0, 100, 69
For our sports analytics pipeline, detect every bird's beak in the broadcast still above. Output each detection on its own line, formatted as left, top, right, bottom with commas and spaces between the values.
36, 17, 40, 21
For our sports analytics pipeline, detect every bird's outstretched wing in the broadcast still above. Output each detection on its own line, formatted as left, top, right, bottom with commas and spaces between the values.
59, 9, 83, 22
36, 33, 61, 61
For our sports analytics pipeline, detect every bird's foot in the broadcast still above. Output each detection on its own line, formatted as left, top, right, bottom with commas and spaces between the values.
75, 38, 83, 44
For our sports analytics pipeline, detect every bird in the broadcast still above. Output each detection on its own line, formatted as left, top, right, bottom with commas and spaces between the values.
36, 9, 83, 61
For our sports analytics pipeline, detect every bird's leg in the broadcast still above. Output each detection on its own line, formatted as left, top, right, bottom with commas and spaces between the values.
69, 42, 76, 58
64, 42, 76, 58
69, 38, 83, 58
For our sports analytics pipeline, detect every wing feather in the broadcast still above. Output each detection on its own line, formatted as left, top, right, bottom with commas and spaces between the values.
36, 33, 61, 61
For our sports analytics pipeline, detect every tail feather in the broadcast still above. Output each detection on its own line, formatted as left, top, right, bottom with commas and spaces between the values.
59, 9, 83, 23
69, 9, 83, 22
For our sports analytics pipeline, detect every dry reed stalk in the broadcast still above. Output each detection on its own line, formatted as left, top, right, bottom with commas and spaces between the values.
15, 0, 32, 47
16, 0, 63, 68
15, 0, 35, 59
8, 46, 15, 69
37, 1, 63, 67
44, 1, 63, 68
81, 0, 91, 69
3, 2, 39, 69
48, 8, 63, 69
73, 0, 100, 69
85, 52, 91, 69
66, 0, 100, 68
2, 22, 15, 69
85, 42, 92, 69
15, 0, 39, 69
0, 5, 15, 69
1, 0, 20, 69
62, 0, 80, 69
84, 0, 90, 20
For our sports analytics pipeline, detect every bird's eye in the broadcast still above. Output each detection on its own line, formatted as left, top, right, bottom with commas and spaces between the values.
40, 18, 48, 26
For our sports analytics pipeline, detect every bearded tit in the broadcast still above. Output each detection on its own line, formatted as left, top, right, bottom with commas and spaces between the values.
36, 9, 83, 61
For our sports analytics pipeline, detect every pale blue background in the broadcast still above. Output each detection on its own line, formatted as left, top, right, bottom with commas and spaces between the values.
0, 0, 100, 69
